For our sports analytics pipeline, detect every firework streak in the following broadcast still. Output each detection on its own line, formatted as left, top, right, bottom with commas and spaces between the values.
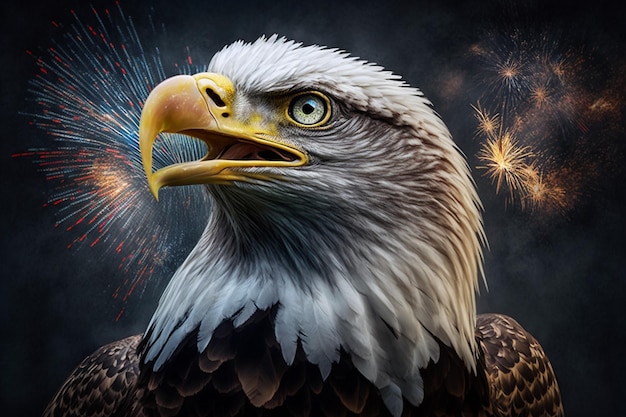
16, 3, 210, 318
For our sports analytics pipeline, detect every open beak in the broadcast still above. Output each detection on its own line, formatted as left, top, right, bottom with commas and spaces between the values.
139, 72, 307, 199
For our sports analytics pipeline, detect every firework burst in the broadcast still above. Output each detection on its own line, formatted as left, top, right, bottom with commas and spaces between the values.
472, 103, 534, 206
17, 3, 211, 317
472, 103, 501, 137
470, 23, 625, 217
477, 131, 534, 199
524, 167, 567, 214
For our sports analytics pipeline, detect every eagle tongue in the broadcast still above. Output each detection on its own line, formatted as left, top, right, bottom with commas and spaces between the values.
221, 142, 295, 162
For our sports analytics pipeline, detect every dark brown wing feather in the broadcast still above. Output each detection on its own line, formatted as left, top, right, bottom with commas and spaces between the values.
476, 313, 564, 417
140, 309, 381, 417
43, 334, 149, 417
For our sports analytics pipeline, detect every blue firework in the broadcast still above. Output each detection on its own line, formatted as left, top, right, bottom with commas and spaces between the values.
18, 3, 210, 316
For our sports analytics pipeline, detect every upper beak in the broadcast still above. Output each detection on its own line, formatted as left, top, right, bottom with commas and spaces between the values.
139, 72, 306, 199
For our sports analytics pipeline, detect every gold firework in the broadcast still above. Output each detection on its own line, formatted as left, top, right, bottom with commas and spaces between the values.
524, 167, 567, 213
529, 82, 550, 109
472, 103, 500, 138
477, 131, 534, 199
497, 58, 522, 86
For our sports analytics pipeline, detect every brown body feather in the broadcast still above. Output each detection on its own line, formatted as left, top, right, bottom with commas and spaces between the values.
477, 314, 563, 417
43, 312, 563, 417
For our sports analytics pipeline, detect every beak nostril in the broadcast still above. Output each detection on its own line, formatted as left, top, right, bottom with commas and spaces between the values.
205, 88, 226, 107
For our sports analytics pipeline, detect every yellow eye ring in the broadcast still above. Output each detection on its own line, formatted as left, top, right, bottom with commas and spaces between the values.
287, 91, 331, 127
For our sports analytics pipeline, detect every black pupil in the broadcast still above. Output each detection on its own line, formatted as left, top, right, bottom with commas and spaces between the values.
302, 101, 315, 114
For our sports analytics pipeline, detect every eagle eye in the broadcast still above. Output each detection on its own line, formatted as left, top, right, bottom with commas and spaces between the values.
287, 92, 330, 127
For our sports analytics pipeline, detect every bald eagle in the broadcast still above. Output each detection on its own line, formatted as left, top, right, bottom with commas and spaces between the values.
43, 36, 563, 417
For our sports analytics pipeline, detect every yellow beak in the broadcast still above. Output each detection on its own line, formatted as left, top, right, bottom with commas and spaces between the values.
139, 72, 307, 199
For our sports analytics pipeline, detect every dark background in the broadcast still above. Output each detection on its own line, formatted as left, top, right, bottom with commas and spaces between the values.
1, 0, 624, 416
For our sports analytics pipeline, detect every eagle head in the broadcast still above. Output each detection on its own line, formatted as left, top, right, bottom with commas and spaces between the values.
139, 35, 484, 413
